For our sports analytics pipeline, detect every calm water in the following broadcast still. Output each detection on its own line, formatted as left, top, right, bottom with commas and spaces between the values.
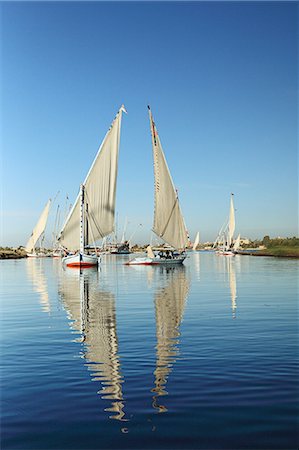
1, 253, 298, 449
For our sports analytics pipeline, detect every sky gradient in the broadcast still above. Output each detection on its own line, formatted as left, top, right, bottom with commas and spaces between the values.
1, 1, 298, 246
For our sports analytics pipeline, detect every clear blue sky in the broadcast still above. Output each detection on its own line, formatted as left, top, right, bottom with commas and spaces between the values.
1, 1, 298, 246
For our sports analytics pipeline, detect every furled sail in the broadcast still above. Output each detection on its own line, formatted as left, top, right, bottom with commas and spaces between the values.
227, 193, 235, 247
148, 107, 189, 250
59, 105, 126, 251
25, 199, 51, 252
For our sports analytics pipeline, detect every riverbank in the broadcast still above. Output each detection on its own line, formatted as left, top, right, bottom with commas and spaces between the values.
238, 246, 299, 258
0, 248, 27, 259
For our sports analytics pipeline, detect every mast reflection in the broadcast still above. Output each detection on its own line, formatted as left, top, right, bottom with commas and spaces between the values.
152, 266, 190, 413
59, 268, 127, 421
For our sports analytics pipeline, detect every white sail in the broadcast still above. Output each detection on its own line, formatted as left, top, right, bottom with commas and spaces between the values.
192, 231, 200, 251
227, 193, 235, 247
233, 233, 241, 251
25, 199, 51, 253
149, 108, 189, 250
59, 106, 126, 251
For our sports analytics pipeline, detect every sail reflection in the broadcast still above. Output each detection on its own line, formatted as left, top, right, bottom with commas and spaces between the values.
152, 266, 190, 412
26, 258, 51, 313
226, 258, 237, 318
59, 268, 127, 421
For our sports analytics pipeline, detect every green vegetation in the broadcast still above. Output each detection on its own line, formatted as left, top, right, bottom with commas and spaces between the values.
249, 236, 299, 258
259, 246, 299, 258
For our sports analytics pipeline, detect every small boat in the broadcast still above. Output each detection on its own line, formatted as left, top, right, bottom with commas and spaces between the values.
110, 242, 131, 254
58, 105, 126, 268
127, 106, 189, 266
25, 199, 52, 257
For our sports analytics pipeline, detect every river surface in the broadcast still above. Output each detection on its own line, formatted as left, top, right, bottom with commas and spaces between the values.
1, 253, 298, 449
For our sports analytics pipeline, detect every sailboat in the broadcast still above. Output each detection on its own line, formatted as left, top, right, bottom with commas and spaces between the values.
58, 105, 126, 268
215, 193, 236, 256
25, 199, 52, 257
192, 231, 200, 251
127, 106, 189, 265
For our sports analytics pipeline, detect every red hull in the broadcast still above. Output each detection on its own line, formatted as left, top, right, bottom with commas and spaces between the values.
66, 262, 97, 268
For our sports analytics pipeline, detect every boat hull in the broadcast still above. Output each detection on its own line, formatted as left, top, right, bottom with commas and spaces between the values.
126, 255, 186, 266
216, 250, 235, 256
63, 253, 98, 268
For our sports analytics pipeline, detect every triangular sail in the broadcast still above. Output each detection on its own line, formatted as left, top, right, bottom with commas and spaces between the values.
149, 107, 189, 250
192, 232, 200, 251
233, 233, 241, 251
227, 193, 235, 247
25, 199, 51, 253
59, 106, 126, 251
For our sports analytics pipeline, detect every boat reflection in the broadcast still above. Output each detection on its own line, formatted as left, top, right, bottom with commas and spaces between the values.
214, 255, 238, 318
59, 268, 127, 421
152, 265, 190, 412
227, 258, 237, 319
26, 258, 51, 313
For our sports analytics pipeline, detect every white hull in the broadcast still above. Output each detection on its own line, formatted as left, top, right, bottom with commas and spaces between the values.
216, 250, 235, 256
62, 253, 98, 268
27, 253, 49, 258
126, 254, 186, 266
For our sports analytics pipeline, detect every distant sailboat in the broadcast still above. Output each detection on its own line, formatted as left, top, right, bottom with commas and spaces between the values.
215, 193, 236, 256
58, 105, 126, 268
25, 199, 51, 257
192, 232, 200, 251
233, 233, 241, 253
127, 106, 189, 265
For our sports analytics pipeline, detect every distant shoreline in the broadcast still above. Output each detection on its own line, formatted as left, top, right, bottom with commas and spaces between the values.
1, 247, 298, 260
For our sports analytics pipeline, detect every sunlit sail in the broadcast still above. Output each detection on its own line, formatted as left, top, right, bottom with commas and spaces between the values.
59, 105, 126, 267
25, 199, 51, 256
127, 106, 189, 265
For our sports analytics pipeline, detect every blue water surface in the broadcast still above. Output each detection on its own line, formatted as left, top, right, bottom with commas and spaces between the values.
1, 253, 298, 449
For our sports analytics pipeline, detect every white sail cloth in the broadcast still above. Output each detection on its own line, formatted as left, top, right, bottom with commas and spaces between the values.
149, 109, 189, 250
192, 232, 200, 251
25, 199, 51, 252
228, 194, 235, 247
59, 106, 125, 251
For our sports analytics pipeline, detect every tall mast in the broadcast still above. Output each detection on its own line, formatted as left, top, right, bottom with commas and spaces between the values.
80, 184, 85, 256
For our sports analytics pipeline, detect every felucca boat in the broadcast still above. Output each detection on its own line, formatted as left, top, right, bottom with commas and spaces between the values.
25, 199, 52, 257
215, 193, 236, 256
58, 105, 126, 268
127, 106, 189, 266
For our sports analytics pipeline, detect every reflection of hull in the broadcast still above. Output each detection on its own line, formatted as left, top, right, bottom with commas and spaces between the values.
126, 255, 186, 266
63, 253, 98, 268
